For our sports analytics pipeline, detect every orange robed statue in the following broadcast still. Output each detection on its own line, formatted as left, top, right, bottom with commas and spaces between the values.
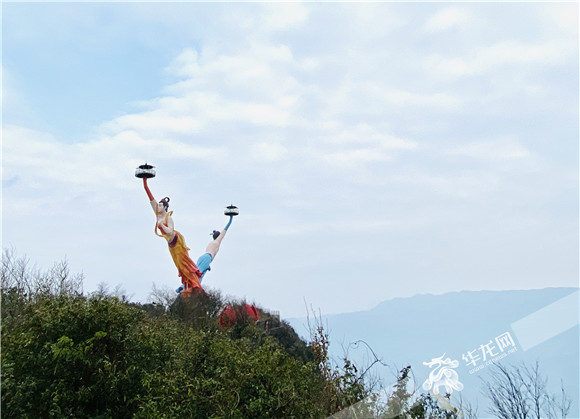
135, 164, 237, 296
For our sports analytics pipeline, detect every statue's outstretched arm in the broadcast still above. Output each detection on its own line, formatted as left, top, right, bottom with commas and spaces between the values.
143, 178, 161, 215
143, 178, 155, 202
216, 216, 234, 242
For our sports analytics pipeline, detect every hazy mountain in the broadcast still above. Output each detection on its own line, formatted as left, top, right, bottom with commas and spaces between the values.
287, 287, 579, 418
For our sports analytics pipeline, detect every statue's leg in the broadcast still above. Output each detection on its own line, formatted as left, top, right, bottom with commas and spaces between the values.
196, 253, 213, 282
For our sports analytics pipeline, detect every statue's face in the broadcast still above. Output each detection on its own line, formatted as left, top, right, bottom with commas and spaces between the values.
158, 197, 170, 212
157, 201, 168, 214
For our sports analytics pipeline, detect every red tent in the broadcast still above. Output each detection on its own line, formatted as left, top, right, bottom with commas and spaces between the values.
219, 304, 260, 328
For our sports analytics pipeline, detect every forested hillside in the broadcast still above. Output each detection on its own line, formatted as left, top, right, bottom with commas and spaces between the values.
2, 250, 377, 418
7, 250, 546, 418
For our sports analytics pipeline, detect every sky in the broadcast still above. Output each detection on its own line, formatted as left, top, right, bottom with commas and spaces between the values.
2, 1, 578, 318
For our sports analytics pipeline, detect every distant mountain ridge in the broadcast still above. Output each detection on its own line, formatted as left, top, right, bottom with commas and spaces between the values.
287, 287, 579, 418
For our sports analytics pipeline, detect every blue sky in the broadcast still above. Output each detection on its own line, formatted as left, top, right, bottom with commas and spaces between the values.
2, 1, 578, 318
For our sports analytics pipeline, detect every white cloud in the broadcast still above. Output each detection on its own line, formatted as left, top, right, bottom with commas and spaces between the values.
165, 48, 201, 79
540, 3, 579, 35
251, 142, 288, 162
429, 38, 576, 77
371, 86, 463, 110
323, 148, 393, 166
479, 39, 576, 68
165, 44, 296, 91
306, 123, 418, 177
423, 7, 473, 33
153, 45, 302, 130
344, 2, 404, 41
391, 171, 503, 200
330, 123, 417, 150
105, 113, 203, 136
260, 2, 309, 31
448, 137, 534, 162
2, 124, 225, 210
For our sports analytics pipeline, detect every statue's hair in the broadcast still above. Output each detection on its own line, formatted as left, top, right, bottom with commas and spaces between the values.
212, 230, 221, 240
159, 197, 170, 210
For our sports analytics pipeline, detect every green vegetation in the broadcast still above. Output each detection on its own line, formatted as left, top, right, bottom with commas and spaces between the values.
1, 250, 372, 418
4, 250, 565, 418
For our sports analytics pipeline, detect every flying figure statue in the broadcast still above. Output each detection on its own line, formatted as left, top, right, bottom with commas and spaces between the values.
136, 164, 237, 296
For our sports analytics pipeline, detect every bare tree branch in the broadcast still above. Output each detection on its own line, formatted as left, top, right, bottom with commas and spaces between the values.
482, 362, 571, 419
